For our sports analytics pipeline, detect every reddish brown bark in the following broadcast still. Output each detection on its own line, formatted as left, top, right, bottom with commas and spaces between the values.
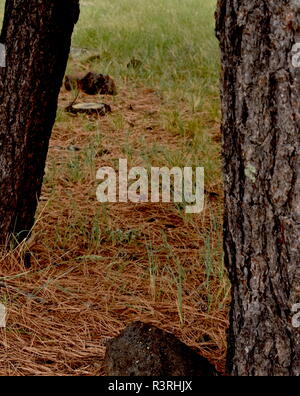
216, 0, 300, 375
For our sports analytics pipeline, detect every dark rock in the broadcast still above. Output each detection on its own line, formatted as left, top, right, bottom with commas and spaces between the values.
104, 321, 218, 376
64, 72, 117, 95
24, 252, 32, 269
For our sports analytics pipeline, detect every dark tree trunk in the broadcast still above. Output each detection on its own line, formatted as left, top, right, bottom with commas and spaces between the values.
216, 1, 300, 376
0, 0, 80, 245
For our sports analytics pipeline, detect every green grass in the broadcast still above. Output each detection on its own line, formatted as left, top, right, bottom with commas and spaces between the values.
1, 0, 219, 93
0, 0, 220, 132
74, 0, 219, 102
70, 0, 221, 188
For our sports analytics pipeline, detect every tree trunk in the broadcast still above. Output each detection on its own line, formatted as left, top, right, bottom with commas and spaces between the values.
216, 0, 300, 376
0, 0, 80, 245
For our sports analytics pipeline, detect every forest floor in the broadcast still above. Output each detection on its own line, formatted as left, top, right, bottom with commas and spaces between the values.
0, 0, 230, 375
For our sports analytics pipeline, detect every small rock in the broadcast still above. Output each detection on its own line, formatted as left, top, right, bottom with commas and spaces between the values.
104, 321, 219, 376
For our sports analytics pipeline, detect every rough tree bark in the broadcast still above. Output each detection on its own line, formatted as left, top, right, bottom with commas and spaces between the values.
0, 0, 80, 245
216, 0, 300, 375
